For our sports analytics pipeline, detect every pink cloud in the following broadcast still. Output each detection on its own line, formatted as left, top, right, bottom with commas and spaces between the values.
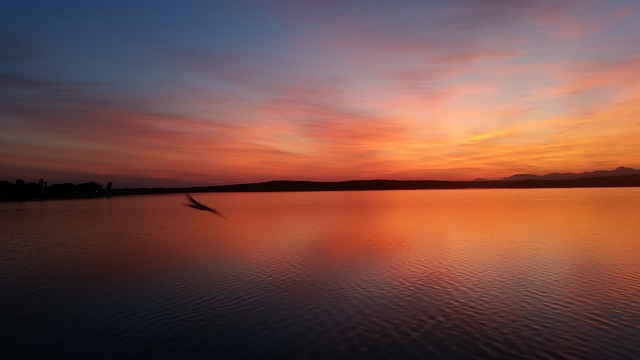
3, 0, 640, 186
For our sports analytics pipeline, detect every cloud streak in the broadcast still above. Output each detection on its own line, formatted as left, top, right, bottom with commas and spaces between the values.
1, 0, 639, 185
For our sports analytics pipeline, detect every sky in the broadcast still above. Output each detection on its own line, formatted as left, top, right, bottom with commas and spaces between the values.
1, 0, 640, 187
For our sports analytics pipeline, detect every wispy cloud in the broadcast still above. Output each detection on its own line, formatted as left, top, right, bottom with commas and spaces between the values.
2, 0, 639, 185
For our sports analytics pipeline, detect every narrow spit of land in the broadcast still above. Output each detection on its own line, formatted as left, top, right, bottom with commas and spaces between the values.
3, 175, 640, 202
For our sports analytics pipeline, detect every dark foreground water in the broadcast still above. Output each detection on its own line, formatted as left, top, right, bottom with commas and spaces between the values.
2, 188, 640, 359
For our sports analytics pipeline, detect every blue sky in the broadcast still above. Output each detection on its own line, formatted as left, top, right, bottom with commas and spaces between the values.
2, 0, 640, 186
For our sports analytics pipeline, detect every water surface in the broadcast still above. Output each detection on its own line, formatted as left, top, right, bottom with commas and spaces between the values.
2, 188, 639, 359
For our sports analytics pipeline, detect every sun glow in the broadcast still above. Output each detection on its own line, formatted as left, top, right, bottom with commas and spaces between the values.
1, 1, 639, 186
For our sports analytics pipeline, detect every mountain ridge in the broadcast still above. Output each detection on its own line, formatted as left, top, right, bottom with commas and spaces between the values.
502, 166, 640, 181
3, 166, 640, 201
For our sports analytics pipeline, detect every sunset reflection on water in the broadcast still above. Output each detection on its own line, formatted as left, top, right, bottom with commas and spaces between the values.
2, 188, 639, 359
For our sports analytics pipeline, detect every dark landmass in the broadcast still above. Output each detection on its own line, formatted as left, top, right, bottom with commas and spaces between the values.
115, 175, 640, 196
502, 166, 640, 181
2, 168, 640, 202
0, 179, 112, 202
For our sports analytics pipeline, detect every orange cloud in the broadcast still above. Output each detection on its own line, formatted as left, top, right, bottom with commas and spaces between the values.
2, 1, 640, 186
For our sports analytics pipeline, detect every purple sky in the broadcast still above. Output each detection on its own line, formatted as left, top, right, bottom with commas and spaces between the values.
2, 0, 640, 187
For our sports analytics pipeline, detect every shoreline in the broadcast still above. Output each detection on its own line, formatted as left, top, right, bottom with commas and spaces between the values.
3, 175, 640, 202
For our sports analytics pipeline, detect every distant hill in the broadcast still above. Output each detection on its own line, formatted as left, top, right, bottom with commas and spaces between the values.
502, 166, 640, 181
4, 166, 640, 202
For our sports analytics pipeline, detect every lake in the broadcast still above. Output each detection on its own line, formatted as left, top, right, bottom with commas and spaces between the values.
2, 188, 639, 359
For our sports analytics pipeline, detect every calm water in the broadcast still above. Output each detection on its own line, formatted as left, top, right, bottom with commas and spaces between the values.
2, 188, 639, 359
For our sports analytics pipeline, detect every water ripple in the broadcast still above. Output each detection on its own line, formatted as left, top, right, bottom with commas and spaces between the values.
2, 189, 640, 359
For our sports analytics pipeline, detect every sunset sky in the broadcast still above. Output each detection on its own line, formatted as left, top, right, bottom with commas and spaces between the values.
1, 0, 639, 187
